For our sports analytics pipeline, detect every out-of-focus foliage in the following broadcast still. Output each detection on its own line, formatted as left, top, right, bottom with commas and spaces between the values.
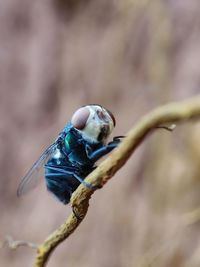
0, 0, 200, 266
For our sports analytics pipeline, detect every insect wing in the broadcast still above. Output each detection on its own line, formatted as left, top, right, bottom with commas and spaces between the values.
17, 143, 57, 196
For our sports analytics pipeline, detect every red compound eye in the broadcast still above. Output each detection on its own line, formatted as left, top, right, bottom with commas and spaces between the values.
71, 107, 90, 130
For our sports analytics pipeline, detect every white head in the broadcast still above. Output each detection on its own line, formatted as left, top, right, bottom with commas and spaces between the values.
71, 104, 116, 143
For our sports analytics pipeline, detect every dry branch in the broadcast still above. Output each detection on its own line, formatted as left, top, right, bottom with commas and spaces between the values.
1, 236, 37, 250
33, 95, 200, 267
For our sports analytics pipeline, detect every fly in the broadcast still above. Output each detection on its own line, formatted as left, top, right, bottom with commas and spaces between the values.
17, 104, 123, 205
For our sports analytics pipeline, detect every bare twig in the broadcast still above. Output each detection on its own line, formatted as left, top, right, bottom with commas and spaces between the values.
156, 123, 176, 131
30, 95, 200, 267
1, 235, 37, 250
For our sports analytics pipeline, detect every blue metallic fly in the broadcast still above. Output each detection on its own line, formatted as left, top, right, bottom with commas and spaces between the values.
17, 105, 123, 205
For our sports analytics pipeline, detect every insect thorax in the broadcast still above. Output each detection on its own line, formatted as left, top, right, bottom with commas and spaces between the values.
62, 129, 94, 168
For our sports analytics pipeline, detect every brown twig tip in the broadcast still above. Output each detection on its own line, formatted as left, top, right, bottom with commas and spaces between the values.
156, 123, 176, 132
20, 95, 200, 267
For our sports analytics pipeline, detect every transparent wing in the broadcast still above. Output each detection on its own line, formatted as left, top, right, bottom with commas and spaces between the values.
17, 142, 58, 196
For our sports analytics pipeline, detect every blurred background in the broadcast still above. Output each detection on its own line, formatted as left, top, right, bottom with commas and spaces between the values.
1, 0, 200, 266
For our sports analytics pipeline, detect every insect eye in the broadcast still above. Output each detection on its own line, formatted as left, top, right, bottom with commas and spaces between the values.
71, 107, 90, 130
106, 109, 116, 127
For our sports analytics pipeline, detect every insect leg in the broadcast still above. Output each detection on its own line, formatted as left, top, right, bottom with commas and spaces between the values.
45, 165, 95, 190
86, 136, 124, 162
45, 165, 96, 218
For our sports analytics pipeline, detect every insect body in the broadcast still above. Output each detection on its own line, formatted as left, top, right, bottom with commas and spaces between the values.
17, 105, 122, 204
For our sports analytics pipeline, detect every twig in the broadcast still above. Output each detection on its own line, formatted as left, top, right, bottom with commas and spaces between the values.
1, 235, 37, 250
31, 95, 200, 267
156, 124, 176, 131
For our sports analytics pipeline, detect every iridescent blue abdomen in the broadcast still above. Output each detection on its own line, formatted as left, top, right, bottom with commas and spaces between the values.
44, 124, 98, 204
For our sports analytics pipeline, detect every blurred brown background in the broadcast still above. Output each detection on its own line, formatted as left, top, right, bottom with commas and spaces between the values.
1, 0, 200, 266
